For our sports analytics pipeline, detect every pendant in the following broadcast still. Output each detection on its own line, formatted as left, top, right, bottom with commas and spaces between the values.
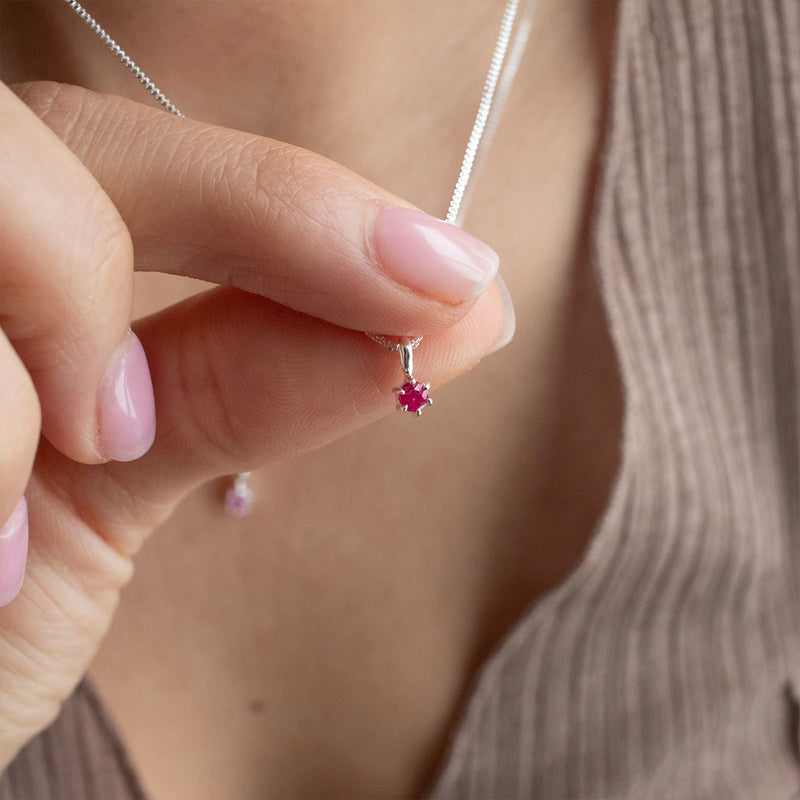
224, 472, 254, 518
394, 344, 433, 416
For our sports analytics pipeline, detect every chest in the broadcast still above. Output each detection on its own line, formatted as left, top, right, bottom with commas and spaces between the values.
88, 215, 623, 800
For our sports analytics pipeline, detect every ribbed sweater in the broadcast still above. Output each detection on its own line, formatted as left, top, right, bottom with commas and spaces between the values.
3, 0, 800, 797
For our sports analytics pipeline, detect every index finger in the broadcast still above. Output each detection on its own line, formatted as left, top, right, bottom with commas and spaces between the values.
15, 82, 501, 337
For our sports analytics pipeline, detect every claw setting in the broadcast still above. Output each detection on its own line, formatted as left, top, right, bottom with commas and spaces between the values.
396, 381, 433, 415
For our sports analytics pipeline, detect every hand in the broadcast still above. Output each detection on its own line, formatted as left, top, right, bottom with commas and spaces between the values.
0, 80, 510, 766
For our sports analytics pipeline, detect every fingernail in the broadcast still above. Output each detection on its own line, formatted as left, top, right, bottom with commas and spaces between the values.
98, 331, 156, 462
487, 273, 516, 354
0, 497, 28, 608
374, 207, 500, 302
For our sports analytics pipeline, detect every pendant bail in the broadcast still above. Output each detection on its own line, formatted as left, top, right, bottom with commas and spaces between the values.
400, 343, 415, 381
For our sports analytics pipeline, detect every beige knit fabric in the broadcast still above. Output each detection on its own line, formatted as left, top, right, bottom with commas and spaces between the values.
427, 0, 800, 796
0, 681, 145, 800
4, 0, 800, 797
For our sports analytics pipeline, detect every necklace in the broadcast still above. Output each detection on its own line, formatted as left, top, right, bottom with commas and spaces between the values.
62, 0, 538, 513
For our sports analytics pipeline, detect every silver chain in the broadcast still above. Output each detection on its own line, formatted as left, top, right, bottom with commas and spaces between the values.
364, 334, 423, 354
446, 0, 519, 226
63, 0, 537, 356
62, 0, 184, 117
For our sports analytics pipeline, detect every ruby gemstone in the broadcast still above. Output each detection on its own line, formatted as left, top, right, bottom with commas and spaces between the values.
398, 381, 430, 414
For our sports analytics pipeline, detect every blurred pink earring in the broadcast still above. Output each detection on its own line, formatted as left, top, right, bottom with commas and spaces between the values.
224, 472, 253, 518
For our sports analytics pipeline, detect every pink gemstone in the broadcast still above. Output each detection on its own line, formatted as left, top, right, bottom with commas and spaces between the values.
398, 381, 430, 414
224, 488, 253, 518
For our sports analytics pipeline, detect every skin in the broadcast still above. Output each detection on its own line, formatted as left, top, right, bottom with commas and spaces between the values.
0, 1, 621, 797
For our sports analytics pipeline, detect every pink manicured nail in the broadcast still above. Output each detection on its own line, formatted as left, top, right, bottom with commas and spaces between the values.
0, 497, 28, 608
98, 331, 156, 462
374, 207, 500, 302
